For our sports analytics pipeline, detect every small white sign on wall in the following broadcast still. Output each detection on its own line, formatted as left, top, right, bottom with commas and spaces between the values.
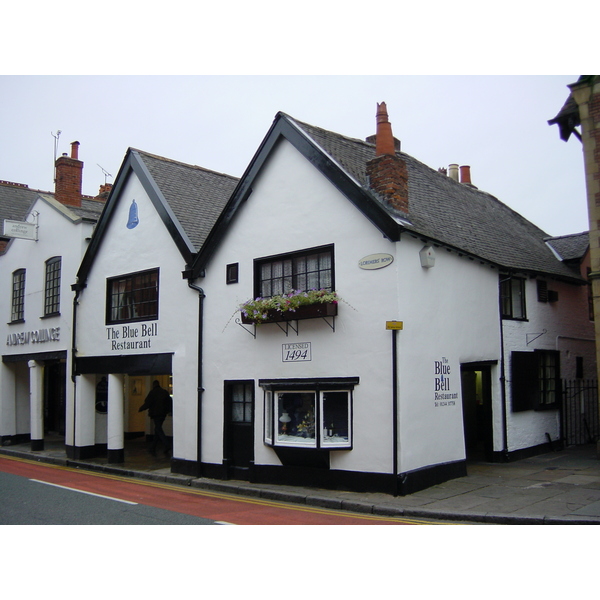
282, 342, 312, 362
358, 253, 394, 270
3, 219, 37, 241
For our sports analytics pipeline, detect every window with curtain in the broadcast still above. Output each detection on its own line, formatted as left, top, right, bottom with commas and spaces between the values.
106, 268, 159, 324
255, 245, 334, 299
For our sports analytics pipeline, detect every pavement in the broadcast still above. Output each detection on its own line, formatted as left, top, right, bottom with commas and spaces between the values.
2, 437, 600, 524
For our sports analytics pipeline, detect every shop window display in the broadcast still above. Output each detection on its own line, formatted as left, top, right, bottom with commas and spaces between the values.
268, 389, 351, 449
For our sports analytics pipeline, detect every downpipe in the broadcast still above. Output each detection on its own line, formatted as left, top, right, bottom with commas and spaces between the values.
188, 280, 205, 477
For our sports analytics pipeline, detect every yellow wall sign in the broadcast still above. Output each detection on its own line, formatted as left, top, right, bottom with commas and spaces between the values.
386, 321, 404, 330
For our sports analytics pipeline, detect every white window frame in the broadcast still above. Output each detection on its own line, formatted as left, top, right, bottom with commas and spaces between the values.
261, 379, 355, 450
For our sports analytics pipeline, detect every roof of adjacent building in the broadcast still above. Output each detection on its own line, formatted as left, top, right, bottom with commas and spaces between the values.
0, 180, 106, 253
545, 231, 589, 262
0, 180, 106, 223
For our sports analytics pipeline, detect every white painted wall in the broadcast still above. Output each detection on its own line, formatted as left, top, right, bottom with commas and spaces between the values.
0, 196, 95, 438
73, 174, 200, 460
394, 236, 501, 472
200, 139, 503, 476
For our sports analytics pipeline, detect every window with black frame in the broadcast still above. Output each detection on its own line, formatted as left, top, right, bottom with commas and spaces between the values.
11, 269, 26, 322
500, 275, 526, 320
44, 256, 61, 316
256, 245, 334, 299
106, 268, 159, 324
511, 350, 560, 411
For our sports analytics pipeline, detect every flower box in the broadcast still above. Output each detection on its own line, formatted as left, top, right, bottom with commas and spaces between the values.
241, 301, 338, 325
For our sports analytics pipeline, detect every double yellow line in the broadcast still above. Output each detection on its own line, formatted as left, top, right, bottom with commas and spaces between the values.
2, 453, 452, 525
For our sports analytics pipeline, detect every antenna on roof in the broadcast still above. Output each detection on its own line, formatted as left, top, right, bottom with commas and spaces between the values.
51, 130, 61, 183
97, 164, 112, 184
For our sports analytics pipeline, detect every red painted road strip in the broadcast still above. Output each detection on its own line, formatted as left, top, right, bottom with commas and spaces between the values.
0, 455, 440, 525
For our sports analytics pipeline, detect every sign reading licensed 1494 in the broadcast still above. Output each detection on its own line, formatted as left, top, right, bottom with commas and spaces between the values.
282, 342, 312, 362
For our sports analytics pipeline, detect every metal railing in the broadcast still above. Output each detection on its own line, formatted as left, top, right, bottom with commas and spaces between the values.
561, 379, 599, 446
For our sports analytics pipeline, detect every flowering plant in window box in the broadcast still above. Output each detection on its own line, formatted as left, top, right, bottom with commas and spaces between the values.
240, 289, 339, 324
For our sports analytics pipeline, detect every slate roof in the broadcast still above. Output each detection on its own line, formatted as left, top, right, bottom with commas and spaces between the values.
0, 181, 105, 252
285, 114, 585, 283
546, 232, 589, 262
0, 181, 40, 223
136, 150, 239, 253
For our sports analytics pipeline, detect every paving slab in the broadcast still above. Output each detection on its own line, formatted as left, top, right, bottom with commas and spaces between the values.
570, 500, 600, 517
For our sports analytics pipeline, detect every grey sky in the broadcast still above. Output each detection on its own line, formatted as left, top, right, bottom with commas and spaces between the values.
0, 75, 587, 238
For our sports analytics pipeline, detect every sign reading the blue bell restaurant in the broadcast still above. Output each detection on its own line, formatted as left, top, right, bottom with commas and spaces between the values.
106, 322, 158, 351
434, 357, 459, 407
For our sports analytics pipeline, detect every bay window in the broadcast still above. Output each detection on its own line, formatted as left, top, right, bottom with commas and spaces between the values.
261, 378, 357, 450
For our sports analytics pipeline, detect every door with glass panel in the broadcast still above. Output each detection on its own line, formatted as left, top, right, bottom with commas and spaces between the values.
224, 381, 254, 480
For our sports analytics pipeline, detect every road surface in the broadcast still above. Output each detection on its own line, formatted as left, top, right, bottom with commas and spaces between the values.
0, 455, 445, 525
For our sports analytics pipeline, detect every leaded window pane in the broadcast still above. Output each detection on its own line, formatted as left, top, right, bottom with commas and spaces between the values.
256, 247, 333, 299
44, 257, 61, 315
107, 269, 159, 324
11, 269, 25, 322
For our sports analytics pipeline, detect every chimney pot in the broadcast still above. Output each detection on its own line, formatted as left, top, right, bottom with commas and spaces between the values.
95, 183, 112, 202
71, 141, 80, 160
374, 102, 397, 156
448, 164, 459, 181
367, 103, 409, 215
460, 165, 471, 185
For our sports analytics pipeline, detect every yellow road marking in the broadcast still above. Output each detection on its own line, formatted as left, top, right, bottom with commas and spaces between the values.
1, 453, 453, 524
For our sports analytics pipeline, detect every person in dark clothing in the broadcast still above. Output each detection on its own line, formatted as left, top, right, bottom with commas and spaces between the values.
139, 380, 172, 457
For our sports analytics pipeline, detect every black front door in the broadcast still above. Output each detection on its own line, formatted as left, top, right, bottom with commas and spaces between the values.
460, 364, 493, 461
224, 381, 254, 480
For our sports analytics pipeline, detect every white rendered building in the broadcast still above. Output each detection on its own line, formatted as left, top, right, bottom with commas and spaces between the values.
186, 105, 595, 493
0, 143, 105, 449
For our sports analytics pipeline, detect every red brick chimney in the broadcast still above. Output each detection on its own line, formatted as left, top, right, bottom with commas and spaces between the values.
94, 183, 112, 202
55, 141, 83, 207
366, 102, 409, 215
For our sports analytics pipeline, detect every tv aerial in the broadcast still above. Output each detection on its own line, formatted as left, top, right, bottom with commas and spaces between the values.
51, 130, 62, 183
97, 164, 113, 184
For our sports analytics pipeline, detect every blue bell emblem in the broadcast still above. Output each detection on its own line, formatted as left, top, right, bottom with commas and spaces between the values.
126, 199, 139, 229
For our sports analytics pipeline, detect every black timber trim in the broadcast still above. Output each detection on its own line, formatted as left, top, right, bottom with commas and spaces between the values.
3, 350, 67, 363
74, 352, 173, 375
189, 113, 401, 278
76, 149, 195, 287
259, 377, 360, 390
